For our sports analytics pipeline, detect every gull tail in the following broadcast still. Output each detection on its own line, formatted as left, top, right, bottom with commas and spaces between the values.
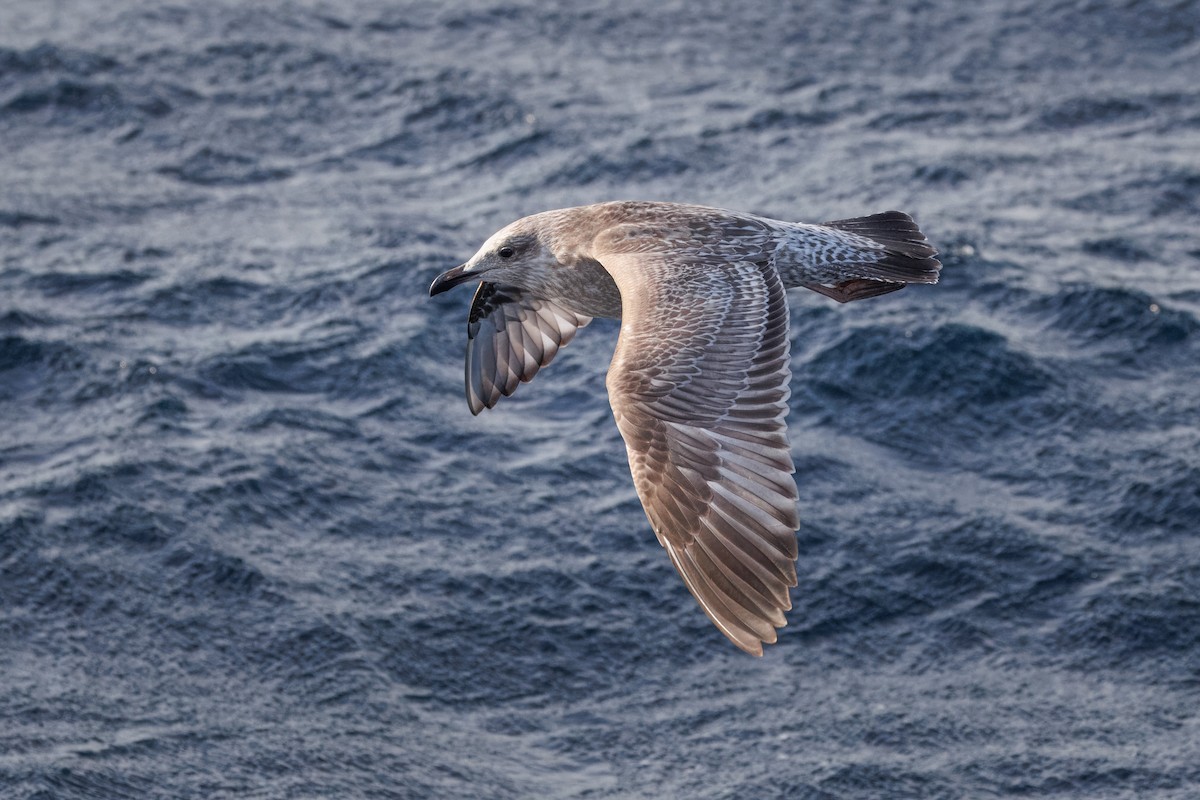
803, 211, 941, 303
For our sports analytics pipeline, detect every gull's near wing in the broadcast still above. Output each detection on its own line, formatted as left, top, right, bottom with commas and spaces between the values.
602, 253, 800, 655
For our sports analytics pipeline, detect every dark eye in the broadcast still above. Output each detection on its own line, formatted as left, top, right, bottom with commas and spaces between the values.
497, 246, 515, 259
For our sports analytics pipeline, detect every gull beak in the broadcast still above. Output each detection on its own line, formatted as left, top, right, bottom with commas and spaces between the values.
428, 264, 476, 297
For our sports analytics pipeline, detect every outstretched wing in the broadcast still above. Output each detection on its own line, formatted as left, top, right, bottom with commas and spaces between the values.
603, 254, 799, 656
464, 282, 592, 415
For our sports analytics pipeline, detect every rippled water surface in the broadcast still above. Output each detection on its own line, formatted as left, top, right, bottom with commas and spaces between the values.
2, 1, 1199, 797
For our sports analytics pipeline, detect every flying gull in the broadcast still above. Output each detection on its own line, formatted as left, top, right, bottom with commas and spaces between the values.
429, 201, 940, 655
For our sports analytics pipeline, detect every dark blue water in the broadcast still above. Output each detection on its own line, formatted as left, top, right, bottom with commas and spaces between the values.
2, 1, 1199, 797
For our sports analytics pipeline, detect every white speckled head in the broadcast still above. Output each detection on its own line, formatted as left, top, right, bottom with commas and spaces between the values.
430, 212, 559, 297
429, 208, 621, 316
466, 215, 564, 286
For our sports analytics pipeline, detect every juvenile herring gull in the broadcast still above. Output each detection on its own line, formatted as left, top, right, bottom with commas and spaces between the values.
429, 201, 940, 656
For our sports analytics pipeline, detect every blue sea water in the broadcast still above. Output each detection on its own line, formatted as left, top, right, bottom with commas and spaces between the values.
2, 0, 1199, 797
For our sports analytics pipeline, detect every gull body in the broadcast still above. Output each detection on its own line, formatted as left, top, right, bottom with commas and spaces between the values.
429, 201, 940, 655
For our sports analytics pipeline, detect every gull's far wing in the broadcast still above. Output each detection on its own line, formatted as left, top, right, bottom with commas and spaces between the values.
464, 281, 592, 415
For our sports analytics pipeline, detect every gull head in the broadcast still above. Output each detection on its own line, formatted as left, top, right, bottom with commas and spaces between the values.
429, 214, 569, 298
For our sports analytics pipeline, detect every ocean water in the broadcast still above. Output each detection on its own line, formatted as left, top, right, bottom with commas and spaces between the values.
2, 0, 1199, 797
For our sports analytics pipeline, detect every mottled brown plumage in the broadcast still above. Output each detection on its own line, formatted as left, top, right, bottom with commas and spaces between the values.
429, 201, 940, 655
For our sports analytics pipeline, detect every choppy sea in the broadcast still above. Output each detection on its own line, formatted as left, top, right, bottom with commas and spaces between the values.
2, 1, 1199, 797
